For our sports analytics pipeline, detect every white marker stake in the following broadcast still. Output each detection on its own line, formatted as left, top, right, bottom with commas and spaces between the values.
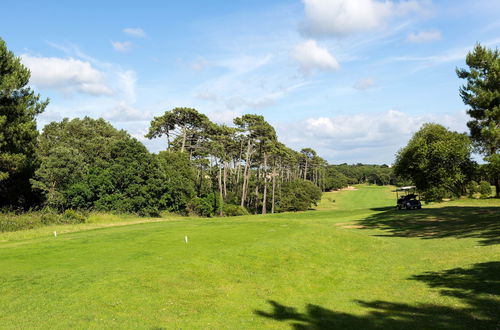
185, 236, 188, 243
54, 231, 57, 238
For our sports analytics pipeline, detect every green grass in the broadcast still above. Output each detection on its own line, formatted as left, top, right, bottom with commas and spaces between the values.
0, 185, 498, 329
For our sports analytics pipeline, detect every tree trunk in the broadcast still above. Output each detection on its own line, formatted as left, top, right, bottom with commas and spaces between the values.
218, 165, 224, 216
223, 162, 227, 198
303, 159, 308, 180
240, 139, 252, 208
262, 153, 268, 215
181, 126, 187, 153
271, 168, 276, 214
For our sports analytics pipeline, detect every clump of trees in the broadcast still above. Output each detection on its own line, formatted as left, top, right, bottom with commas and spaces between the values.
394, 123, 475, 201
145, 109, 328, 215
394, 43, 499, 201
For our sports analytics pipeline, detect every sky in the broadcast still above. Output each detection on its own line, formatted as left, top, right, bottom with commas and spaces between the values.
2, 0, 499, 164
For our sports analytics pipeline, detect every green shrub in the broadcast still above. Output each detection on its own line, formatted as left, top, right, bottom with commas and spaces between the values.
278, 180, 322, 212
188, 197, 214, 217
61, 209, 87, 224
466, 181, 479, 198
479, 181, 492, 198
0, 209, 88, 232
188, 194, 221, 217
222, 204, 248, 217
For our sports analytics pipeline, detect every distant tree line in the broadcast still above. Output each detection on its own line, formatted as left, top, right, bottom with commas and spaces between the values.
324, 164, 404, 190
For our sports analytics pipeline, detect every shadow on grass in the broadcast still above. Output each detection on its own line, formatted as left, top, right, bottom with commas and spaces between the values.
358, 206, 500, 245
255, 262, 500, 329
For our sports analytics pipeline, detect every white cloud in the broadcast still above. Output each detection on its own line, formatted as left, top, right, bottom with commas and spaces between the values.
302, 0, 427, 37
407, 30, 442, 43
277, 109, 468, 164
123, 27, 146, 38
116, 70, 137, 103
291, 39, 340, 74
195, 90, 219, 101
111, 41, 133, 52
225, 95, 276, 110
207, 110, 241, 124
103, 101, 152, 122
191, 56, 210, 71
353, 77, 376, 90
21, 55, 113, 96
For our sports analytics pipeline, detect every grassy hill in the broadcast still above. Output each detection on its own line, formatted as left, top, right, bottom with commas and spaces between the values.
0, 185, 498, 329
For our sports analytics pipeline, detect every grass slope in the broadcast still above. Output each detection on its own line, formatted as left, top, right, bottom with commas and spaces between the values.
0, 185, 498, 329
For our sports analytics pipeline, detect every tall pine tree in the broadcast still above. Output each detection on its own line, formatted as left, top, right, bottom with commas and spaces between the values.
457, 44, 500, 197
0, 38, 48, 207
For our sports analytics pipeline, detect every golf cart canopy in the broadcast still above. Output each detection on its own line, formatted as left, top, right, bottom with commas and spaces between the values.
392, 186, 417, 192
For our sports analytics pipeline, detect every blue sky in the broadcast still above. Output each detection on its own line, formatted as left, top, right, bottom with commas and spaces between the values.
2, 0, 499, 164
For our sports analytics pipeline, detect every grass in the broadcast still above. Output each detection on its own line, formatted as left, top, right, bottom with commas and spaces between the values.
0, 185, 498, 329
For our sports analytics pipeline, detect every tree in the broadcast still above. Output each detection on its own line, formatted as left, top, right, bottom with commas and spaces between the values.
277, 180, 322, 211
457, 43, 500, 197
0, 38, 48, 207
394, 123, 475, 201
146, 107, 211, 155
33, 117, 170, 215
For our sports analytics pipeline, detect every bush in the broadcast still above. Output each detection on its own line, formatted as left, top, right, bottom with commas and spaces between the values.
0, 209, 87, 232
278, 180, 322, 212
467, 181, 479, 198
61, 209, 87, 224
222, 204, 249, 217
479, 181, 492, 198
188, 194, 221, 217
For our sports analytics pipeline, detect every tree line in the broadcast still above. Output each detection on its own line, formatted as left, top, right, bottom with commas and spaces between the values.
1, 37, 498, 220
1, 38, 344, 217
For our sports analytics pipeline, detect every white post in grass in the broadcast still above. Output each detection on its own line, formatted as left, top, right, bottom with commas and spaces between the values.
185, 236, 188, 243
53, 231, 57, 238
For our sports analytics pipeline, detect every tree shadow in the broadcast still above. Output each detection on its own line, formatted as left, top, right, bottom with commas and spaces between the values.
254, 262, 500, 329
358, 206, 500, 245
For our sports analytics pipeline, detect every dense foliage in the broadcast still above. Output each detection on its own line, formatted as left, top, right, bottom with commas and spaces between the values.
394, 123, 475, 201
31, 118, 169, 215
277, 180, 322, 211
0, 38, 47, 208
457, 43, 500, 197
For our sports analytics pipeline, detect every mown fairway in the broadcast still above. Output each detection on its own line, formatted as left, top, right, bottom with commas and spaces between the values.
0, 185, 498, 329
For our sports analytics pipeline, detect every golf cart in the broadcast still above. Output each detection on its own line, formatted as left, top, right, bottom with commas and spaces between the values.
394, 186, 422, 210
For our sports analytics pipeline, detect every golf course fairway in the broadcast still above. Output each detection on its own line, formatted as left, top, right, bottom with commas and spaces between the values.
0, 185, 498, 329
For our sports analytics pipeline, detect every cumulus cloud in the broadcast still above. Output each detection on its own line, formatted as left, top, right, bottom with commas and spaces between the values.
353, 77, 376, 90
302, 0, 427, 37
291, 39, 340, 74
407, 30, 442, 43
103, 101, 152, 122
21, 55, 113, 96
111, 41, 133, 52
277, 109, 468, 164
123, 27, 146, 38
